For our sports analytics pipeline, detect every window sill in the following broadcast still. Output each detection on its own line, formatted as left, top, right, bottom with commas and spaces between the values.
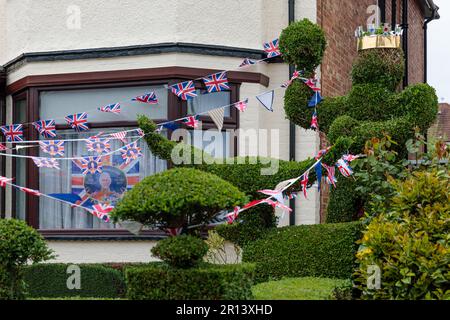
39, 229, 167, 241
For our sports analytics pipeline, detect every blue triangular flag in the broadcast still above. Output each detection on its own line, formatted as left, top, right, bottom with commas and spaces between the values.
308, 92, 323, 108
49, 193, 81, 204
161, 122, 181, 131
315, 161, 322, 191
256, 90, 274, 112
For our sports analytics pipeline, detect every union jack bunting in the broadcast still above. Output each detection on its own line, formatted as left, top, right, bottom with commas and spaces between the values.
0, 143, 7, 151
32, 120, 56, 138
304, 77, 320, 91
243, 199, 265, 210
323, 164, 337, 188
0, 176, 13, 187
234, 99, 248, 112
65, 113, 89, 132
182, 116, 200, 129
91, 203, 114, 222
165, 227, 183, 237
86, 138, 111, 154
308, 92, 323, 107
263, 199, 292, 213
310, 112, 319, 131
32, 157, 60, 170
336, 159, 353, 177
109, 131, 128, 143
170, 80, 197, 100
79, 157, 103, 175
19, 187, 41, 197
202, 71, 230, 93
300, 171, 309, 199
136, 128, 145, 137
263, 38, 281, 58
291, 70, 301, 80
285, 192, 298, 200
258, 189, 284, 203
315, 147, 331, 160
343, 154, 360, 162
39, 141, 65, 157
98, 103, 121, 114
281, 80, 293, 88
239, 58, 257, 68
89, 132, 104, 139
120, 142, 142, 165
1, 124, 23, 142
132, 92, 158, 104
226, 206, 240, 225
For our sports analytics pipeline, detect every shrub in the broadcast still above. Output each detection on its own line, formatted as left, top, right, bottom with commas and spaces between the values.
111, 168, 248, 229
252, 277, 352, 300
151, 235, 208, 269
354, 169, 450, 300
243, 222, 363, 282
327, 115, 360, 144
125, 263, 255, 300
279, 18, 327, 75
0, 219, 54, 300
326, 176, 363, 223
23, 263, 125, 299
284, 79, 315, 130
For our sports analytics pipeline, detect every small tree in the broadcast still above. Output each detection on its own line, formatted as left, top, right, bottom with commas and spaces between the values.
111, 168, 248, 231
0, 219, 54, 300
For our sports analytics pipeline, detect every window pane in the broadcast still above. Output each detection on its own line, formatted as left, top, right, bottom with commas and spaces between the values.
13, 100, 27, 221
40, 85, 168, 124
38, 128, 167, 229
187, 90, 231, 117
190, 130, 233, 159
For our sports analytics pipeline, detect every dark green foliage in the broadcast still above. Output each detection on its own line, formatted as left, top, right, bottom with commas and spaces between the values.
326, 176, 363, 223
351, 48, 404, 91
346, 84, 395, 122
279, 18, 327, 75
125, 263, 256, 300
243, 222, 363, 283
111, 168, 248, 229
284, 79, 315, 129
23, 264, 125, 299
328, 116, 360, 144
151, 235, 208, 269
317, 96, 348, 135
0, 219, 54, 300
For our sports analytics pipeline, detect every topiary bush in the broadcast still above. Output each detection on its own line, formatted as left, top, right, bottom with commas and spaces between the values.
354, 169, 450, 300
325, 176, 364, 223
0, 219, 54, 300
151, 235, 208, 269
125, 263, 256, 300
243, 222, 363, 283
111, 167, 248, 230
23, 263, 125, 299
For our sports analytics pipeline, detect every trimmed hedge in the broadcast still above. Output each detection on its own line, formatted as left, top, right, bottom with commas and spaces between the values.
23, 263, 125, 299
243, 222, 363, 283
125, 263, 255, 300
326, 176, 363, 223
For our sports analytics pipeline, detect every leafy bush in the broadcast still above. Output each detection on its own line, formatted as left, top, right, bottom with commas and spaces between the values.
354, 169, 450, 300
111, 168, 248, 229
243, 222, 362, 282
327, 115, 360, 144
23, 264, 125, 299
151, 235, 208, 269
0, 219, 54, 300
279, 18, 327, 75
326, 176, 363, 223
252, 277, 352, 300
284, 79, 315, 130
125, 263, 255, 300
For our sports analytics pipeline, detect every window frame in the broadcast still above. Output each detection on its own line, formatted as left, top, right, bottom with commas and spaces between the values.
5, 66, 262, 239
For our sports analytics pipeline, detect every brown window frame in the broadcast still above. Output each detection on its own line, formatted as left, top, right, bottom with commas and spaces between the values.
5, 66, 268, 239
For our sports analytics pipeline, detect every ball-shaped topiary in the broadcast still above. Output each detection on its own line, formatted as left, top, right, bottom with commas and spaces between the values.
111, 168, 248, 230
151, 235, 208, 269
279, 18, 327, 75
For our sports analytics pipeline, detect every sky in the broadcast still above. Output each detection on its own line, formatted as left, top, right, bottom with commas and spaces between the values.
428, 0, 450, 103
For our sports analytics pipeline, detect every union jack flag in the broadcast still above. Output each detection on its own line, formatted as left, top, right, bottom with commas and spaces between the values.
315, 147, 331, 160
32, 157, 60, 170
182, 116, 200, 129
300, 171, 309, 199
165, 227, 183, 237
336, 159, 353, 177
132, 92, 158, 104
323, 164, 337, 188
78, 157, 103, 175
86, 138, 111, 154
136, 128, 145, 137
98, 103, 121, 114
291, 70, 301, 80
19, 187, 41, 197
263, 199, 292, 213
239, 58, 256, 68
263, 38, 281, 58
304, 78, 321, 92
170, 80, 197, 100
258, 189, 284, 203
1, 124, 23, 142
343, 154, 360, 162
0, 143, 7, 151
65, 113, 89, 132
202, 71, 230, 93
120, 142, 142, 165
310, 112, 319, 131
109, 131, 128, 143
91, 203, 114, 222
32, 120, 56, 138
226, 206, 240, 224
234, 99, 248, 112
0, 176, 13, 187
39, 140, 65, 157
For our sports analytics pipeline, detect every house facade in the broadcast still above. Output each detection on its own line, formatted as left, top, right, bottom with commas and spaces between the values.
0, 0, 439, 263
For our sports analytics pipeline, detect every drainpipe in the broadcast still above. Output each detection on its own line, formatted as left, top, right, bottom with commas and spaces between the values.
391, 0, 397, 27
0, 68, 5, 218
288, 0, 296, 226
402, 0, 409, 87
424, 6, 438, 83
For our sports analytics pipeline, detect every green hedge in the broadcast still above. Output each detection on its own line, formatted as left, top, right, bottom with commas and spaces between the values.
23, 263, 125, 299
242, 222, 362, 283
125, 263, 255, 300
326, 176, 363, 223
